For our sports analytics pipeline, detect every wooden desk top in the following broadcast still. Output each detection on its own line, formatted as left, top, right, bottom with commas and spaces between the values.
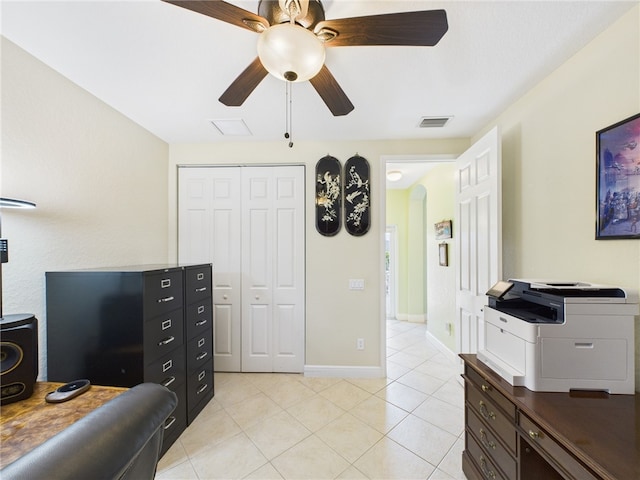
461, 354, 640, 480
0, 382, 126, 467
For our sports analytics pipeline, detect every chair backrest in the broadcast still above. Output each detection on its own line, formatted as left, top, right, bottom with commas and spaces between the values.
0, 383, 177, 480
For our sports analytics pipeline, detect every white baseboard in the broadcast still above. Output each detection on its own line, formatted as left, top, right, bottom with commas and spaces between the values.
425, 330, 458, 364
304, 364, 385, 378
394, 313, 426, 323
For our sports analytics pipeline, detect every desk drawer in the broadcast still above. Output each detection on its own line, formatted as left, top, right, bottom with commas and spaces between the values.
465, 365, 516, 420
519, 413, 598, 480
466, 430, 507, 480
466, 381, 517, 453
467, 408, 516, 479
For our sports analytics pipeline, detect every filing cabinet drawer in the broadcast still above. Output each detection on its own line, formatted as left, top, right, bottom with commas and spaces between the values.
467, 408, 516, 479
466, 380, 517, 453
185, 265, 212, 304
465, 365, 516, 420
519, 413, 598, 480
144, 308, 184, 365
466, 429, 508, 480
146, 350, 186, 388
186, 301, 212, 339
187, 366, 213, 412
161, 382, 186, 454
144, 269, 183, 319
186, 330, 212, 372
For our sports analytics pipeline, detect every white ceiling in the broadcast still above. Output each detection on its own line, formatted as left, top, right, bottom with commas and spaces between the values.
1, 0, 635, 149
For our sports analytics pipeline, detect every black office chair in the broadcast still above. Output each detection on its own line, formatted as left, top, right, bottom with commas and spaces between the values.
0, 383, 177, 480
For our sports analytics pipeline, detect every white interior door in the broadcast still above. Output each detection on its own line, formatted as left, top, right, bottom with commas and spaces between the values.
179, 167, 242, 371
455, 127, 502, 354
242, 166, 305, 372
178, 165, 305, 373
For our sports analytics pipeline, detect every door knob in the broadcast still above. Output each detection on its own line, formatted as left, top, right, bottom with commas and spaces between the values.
223, 294, 228, 300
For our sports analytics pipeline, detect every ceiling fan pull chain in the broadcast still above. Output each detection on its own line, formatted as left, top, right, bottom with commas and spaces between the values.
285, 81, 293, 148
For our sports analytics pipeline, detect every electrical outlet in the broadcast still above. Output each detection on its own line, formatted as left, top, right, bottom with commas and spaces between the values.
349, 279, 365, 290
357, 338, 365, 350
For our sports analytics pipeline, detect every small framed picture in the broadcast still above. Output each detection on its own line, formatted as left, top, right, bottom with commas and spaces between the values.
595, 112, 640, 239
439, 242, 449, 266
435, 220, 452, 240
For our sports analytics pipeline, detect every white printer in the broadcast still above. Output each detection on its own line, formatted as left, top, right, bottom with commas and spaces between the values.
477, 279, 638, 394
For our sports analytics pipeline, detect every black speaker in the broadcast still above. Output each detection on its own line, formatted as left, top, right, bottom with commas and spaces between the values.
1, 313, 38, 405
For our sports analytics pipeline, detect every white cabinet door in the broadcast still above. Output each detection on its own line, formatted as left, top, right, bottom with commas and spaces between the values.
179, 167, 242, 371
179, 165, 305, 373
242, 166, 305, 372
455, 127, 502, 354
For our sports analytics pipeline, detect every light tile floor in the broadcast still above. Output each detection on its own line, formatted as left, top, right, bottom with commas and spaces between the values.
156, 320, 465, 480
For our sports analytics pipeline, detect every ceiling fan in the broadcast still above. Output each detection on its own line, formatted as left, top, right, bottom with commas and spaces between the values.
162, 0, 448, 116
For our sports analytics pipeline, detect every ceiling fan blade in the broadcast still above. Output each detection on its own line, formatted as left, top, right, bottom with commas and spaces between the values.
315, 9, 448, 47
219, 57, 268, 106
309, 65, 354, 116
162, 0, 269, 33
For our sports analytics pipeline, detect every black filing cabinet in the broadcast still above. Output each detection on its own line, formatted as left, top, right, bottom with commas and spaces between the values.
45, 264, 214, 454
183, 264, 214, 423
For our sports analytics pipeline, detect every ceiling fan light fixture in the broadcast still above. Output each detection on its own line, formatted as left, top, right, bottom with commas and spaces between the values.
257, 23, 325, 82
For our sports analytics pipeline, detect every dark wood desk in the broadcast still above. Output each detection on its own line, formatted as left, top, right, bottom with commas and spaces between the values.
0, 382, 126, 467
461, 354, 640, 480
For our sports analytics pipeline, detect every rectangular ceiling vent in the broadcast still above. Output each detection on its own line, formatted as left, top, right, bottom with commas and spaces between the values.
418, 116, 452, 128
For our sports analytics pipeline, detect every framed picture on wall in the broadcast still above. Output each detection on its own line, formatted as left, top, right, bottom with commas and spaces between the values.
435, 220, 452, 240
595, 112, 640, 239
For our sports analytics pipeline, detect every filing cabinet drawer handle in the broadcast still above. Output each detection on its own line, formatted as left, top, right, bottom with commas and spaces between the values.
195, 319, 208, 327
197, 273, 204, 280
161, 376, 176, 388
158, 336, 175, 346
195, 287, 207, 293
164, 416, 176, 430
161, 279, 171, 289
197, 384, 208, 395
529, 430, 540, 440
196, 352, 208, 361
479, 429, 496, 450
157, 296, 174, 303
479, 456, 497, 480
479, 401, 496, 421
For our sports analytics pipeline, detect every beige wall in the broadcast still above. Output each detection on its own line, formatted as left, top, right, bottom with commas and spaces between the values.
167, 139, 468, 374
476, 6, 640, 388
1, 38, 170, 378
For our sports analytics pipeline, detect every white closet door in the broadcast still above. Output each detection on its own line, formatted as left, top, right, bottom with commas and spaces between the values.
241, 166, 305, 372
179, 165, 305, 373
179, 167, 242, 372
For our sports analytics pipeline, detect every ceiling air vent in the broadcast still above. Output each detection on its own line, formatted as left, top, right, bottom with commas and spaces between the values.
418, 116, 452, 128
